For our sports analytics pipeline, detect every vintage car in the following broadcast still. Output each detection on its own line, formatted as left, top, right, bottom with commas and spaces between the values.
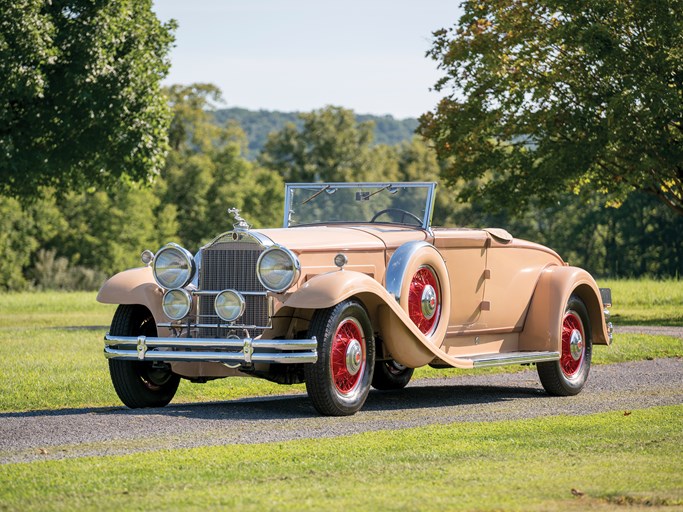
98, 182, 613, 416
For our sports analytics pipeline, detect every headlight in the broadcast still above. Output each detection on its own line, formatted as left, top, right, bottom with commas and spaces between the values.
257, 246, 301, 292
153, 243, 195, 289
162, 288, 192, 320
214, 290, 246, 322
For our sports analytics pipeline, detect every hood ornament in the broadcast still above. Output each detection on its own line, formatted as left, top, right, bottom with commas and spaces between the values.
228, 207, 251, 230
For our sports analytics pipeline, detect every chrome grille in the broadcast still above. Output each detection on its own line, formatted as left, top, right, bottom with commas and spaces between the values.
198, 235, 268, 337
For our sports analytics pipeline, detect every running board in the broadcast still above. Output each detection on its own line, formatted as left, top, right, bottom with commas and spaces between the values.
461, 351, 560, 368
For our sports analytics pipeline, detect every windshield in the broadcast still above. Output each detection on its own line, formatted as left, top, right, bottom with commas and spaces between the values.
284, 182, 436, 229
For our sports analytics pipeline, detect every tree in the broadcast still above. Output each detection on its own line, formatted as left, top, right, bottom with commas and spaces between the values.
0, 0, 176, 199
162, 85, 283, 249
259, 106, 377, 182
419, 0, 683, 215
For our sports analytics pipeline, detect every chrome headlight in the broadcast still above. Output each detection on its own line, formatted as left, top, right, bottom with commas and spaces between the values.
153, 243, 195, 289
214, 290, 246, 322
257, 246, 301, 293
162, 288, 192, 320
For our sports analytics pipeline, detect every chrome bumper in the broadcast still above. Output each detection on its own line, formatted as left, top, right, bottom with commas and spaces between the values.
104, 334, 318, 365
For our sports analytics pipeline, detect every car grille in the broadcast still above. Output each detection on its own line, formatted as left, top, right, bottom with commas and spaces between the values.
198, 235, 269, 338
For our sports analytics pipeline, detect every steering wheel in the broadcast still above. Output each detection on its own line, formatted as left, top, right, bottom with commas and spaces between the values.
370, 208, 422, 226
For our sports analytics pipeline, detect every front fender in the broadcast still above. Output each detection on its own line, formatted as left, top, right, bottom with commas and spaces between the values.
282, 270, 473, 368
96, 267, 168, 325
520, 266, 610, 352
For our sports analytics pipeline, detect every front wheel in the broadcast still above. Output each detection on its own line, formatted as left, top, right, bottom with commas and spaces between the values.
537, 295, 592, 396
108, 305, 180, 408
304, 300, 375, 416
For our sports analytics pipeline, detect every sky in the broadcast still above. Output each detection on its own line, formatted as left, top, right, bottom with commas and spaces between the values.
152, 0, 463, 120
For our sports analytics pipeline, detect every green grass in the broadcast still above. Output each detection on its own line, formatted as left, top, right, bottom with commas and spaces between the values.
1, 405, 681, 511
0, 291, 116, 328
0, 282, 681, 412
599, 278, 683, 326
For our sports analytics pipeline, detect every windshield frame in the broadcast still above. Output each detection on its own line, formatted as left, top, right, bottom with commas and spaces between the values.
283, 182, 437, 230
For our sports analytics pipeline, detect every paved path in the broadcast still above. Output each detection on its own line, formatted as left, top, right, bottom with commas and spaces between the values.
614, 325, 683, 339
1, 358, 681, 464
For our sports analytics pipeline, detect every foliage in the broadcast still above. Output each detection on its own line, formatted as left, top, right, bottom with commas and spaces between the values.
214, 107, 419, 158
162, 85, 284, 249
29, 249, 107, 291
1, 407, 682, 510
259, 106, 378, 182
0, 0, 176, 199
419, 0, 683, 215
0, 196, 37, 290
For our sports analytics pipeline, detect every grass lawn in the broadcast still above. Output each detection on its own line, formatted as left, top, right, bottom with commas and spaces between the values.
0, 282, 681, 511
599, 278, 683, 326
1, 405, 681, 511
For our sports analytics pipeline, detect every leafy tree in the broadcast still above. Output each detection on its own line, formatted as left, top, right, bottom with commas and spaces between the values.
419, 0, 683, 215
0, 197, 37, 289
52, 184, 174, 276
163, 85, 283, 249
0, 0, 176, 199
259, 106, 377, 182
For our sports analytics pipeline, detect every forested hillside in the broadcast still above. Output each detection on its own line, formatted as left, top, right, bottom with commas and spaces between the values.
213, 108, 418, 158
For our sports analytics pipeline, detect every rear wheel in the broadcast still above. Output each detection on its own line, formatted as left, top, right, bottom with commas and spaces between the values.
372, 360, 414, 390
537, 295, 592, 396
108, 305, 180, 408
304, 300, 375, 416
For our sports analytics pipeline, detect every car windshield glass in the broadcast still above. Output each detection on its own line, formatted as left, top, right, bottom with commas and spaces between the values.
284, 182, 436, 228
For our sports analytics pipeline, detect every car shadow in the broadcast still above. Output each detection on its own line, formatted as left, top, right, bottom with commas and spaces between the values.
0, 383, 544, 421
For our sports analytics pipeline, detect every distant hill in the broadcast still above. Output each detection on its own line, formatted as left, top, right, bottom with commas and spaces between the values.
213, 107, 419, 158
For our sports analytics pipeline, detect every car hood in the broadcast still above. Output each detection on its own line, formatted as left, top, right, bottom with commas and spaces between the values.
256, 225, 427, 252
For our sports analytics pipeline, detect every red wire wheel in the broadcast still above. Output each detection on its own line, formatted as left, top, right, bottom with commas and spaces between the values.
560, 311, 585, 377
330, 318, 366, 395
408, 266, 440, 335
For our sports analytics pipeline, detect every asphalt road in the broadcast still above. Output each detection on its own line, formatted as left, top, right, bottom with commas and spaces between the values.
1, 357, 681, 464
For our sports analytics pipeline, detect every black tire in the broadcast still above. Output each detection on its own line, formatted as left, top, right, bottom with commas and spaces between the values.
304, 300, 375, 416
537, 295, 592, 396
108, 305, 180, 408
372, 360, 414, 390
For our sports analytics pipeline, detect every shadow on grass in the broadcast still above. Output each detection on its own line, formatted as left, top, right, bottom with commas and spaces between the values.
0, 382, 543, 421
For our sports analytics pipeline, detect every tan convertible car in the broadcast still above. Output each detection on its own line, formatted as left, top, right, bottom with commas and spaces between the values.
99, 182, 613, 416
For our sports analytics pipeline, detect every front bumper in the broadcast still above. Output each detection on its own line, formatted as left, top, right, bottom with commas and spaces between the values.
104, 334, 318, 365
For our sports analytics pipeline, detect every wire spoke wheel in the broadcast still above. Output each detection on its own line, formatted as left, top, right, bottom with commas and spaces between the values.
537, 295, 592, 396
304, 300, 375, 416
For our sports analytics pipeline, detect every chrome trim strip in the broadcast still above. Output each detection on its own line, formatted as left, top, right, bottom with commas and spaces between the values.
385, 240, 433, 303
204, 230, 275, 249
104, 348, 318, 365
193, 290, 267, 297
104, 334, 318, 365
466, 351, 561, 368
106, 334, 316, 351
158, 323, 272, 330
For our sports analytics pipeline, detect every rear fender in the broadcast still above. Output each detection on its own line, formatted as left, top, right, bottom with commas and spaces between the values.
96, 267, 168, 325
520, 266, 610, 352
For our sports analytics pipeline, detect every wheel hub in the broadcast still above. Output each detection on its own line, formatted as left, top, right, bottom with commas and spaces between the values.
346, 339, 363, 375
421, 284, 437, 320
569, 329, 583, 360
345, 339, 362, 376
